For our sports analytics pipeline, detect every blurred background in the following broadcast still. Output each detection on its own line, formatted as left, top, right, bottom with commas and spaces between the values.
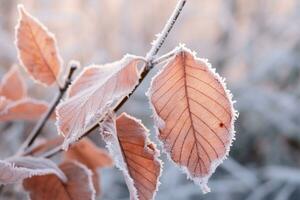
1, 0, 300, 199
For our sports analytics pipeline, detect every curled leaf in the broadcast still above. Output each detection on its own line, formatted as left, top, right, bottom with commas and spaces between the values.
57, 55, 143, 149
0, 98, 48, 121
64, 138, 113, 194
148, 47, 237, 193
23, 161, 95, 200
100, 112, 162, 200
0, 156, 66, 185
15, 5, 62, 86
0, 65, 26, 100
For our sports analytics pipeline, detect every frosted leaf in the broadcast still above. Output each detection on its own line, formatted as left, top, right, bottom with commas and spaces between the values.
100, 112, 162, 200
15, 5, 63, 86
64, 138, 113, 194
0, 98, 48, 121
56, 55, 143, 149
148, 46, 237, 193
23, 161, 95, 200
0, 156, 66, 185
0, 65, 26, 101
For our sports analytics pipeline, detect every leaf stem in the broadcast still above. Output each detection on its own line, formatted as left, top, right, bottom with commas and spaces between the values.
40, 0, 187, 158
17, 63, 78, 155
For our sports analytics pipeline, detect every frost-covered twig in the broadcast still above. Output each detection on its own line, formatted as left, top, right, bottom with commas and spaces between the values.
40, 0, 187, 158
17, 63, 78, 154
146, 0, 186, 62
152, 51, 177, 66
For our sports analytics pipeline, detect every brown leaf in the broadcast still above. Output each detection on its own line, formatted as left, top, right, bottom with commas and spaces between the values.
0, 98, 48, 121
0, 65, 26, 101
64, 138, 113, 194
101, 112, 162, 200
148, 47, 237, 193
23, 161, 95, 200
0, 156, 66, 185
15, 5, 62, 86
57, 56, 143, 149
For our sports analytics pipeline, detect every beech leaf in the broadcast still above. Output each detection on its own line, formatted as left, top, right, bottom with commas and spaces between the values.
0, 98, 48, 121
148, 47, 237, 193
57, 55, 143, 149
64, 138, 113, 194
0, 65, 26, 101
100, 112, 162, 200
15, 5, 63, 86
23, 161, 95, 200
0, 156, 66, 185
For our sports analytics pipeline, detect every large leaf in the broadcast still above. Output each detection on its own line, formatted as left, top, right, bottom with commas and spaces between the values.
57, 55, 142, 149
0, 156, 66, 185
101, 113, 162, 200
0, 98, 48, 121
15, 5, 62, 86
0, 65, 26, 101
148, 47, 237, 193
64, 138, 113, 194
23, 161, 95, 200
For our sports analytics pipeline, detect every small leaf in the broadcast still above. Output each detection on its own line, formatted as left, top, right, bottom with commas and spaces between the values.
148, 47, 237, 193
0, 98, 48, 121
0, 65, 26, 100
15, 5, 63, 86
0, 156, 66, 185
64, 138, 113, 194
23, 161, 95, 200
57, 55, 143, 149
100, 112, 162, 200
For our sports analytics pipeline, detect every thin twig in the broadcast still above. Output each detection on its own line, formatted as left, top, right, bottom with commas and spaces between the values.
152, 50, 177, 66
17, 63, 78, 155
40, 0, 187, 158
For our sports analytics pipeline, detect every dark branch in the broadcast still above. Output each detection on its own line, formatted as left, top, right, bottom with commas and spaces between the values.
17, 62, 78, 155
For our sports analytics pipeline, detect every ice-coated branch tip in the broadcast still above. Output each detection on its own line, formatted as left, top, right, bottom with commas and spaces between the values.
146, 0, 187, 62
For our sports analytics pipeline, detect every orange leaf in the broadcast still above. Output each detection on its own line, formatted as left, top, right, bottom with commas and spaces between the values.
148, 47, 237, 193
23, 161, 95, 200
0, 156, 66, 185
57, 56, 143, 149
101, 112, 162, 200
0, 65, 26, 101
15, 5, 62, 86
64, 138, 113, 194
0, 98, 48, 121
64, 138, 113, 170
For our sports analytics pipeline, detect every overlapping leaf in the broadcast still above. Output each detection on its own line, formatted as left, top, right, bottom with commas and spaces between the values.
0, 156, 66, 185
15, 5, 62, 86
23, 161, 95, 200
57, 56, 143, 149
0, 65, 26, 100
0, 98, 48, 121
64, 138, 113, 194
0, 66, 49, 121
148, 47, 237, 193
101, 113, 162, 200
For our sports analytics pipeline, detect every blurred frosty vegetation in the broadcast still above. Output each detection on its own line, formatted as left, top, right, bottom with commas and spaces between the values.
1, 0, 300, 199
